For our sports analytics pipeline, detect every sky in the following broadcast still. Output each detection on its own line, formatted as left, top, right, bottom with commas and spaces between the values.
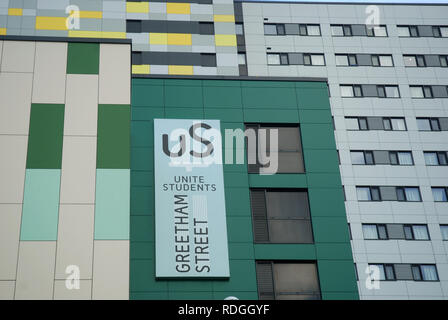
243, 0, 448, 3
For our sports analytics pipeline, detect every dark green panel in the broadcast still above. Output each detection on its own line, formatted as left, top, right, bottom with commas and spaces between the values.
300, 123, 337, 150
97, 104, 130, 169
308, 188, 346, 218
203, 86, 243, 108
26, 104, 65, 169
317, 260, 359, 295
304, 149, 340, 173
66, 43, 99, 75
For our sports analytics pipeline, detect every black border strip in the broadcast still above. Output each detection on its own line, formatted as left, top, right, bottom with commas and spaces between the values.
234, 0, 448, 6
132, 74, 328, 82
0, 35, 132, 44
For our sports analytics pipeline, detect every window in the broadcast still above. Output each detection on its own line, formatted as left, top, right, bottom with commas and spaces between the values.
246, 125, 304, 174
335, 55, 349, 66
390, 118, 407, 131
267, 54, 280, 65
433, 26, 448, 38
307, 25, 321, 36
345, 117, 368, 130
432, 187, 448, 202
398, 25, 419, 37
412, 265, 439, 281
396, 187, 421, 202
303, 54, 325, 66
363, 224, 388, 240
441, 27, 448, 37
440, 55, 448, 67
277, 24, 286, 35
389, 152, 414, 166
238, 53, 246, 65
424, 152, 448, 166
357, 187, 381, 201
280, 53, 289, 65
331, 25, 344, 36
417, 118, 441, 131
370, 264, 396, 281
379, 55, 394, 67
264, 24, 278, 35
404, 225, 430, 240
441, 225, 448, 240
385, 86, 400, 98
256, 262, 321, 300
250, 190, 313, 244
410, 86, 433, 99
351, 151, 374, 165
235, 23, 244, 35
341, 85, 362, 97
404, 55, 426, 67
367, 25, 388, 37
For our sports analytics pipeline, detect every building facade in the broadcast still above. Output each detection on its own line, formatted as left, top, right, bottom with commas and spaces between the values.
0, 0, 447, 300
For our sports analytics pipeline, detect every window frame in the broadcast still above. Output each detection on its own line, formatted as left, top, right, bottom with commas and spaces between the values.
432, 187, 448, 202
369, 264, 396, 281
412, 265, 439, 282
441, 225, 448, 241
424, 152, 448, 166
389, 151, 414, 166
367, 25, 388, 37
403, 224, 430, 241
363, 224, 389, 240
396, 187, 422, 202
357, 186, 381, 202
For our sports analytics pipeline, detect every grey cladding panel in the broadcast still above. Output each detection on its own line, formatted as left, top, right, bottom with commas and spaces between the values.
285, 23, 299, 35
367, 117, 384, 130
352, 24, 367, 36
288, 53, 303, 65
432, 86, 448, 98
425, 55, 442, 67
357, 54, 372, 66
418, 25, 433, 37
439, 118, 448, 131
362, 85, 378, 97
394, 264, 413, 280
387, 224, 405, 239
379, 186, 397, 201
373, 151, 390, 164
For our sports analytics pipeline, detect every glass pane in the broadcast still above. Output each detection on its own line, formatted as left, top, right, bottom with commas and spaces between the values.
341, 86, 354, 97
398, 152, 413, 165
417, 56, 426, 67
386, 86, 400, 98
276, 127, 301, 151
336, 55, 349, 66
380, 56, 393, 66
372, 56, 380, 66
274, 152, 304, 173
277, 24, 285, 35
411, 87, 424, 98
311, 54, 325, 66
431, 119, 440, 131
359, 118, 368, 130
438, 153, 448, 165
280, 54, 289, 65
238, 53, 246, 65
303, 55, 311, 65
405, 188, 421, 202
410, 26, 419, 37
383, 119, 392, 130
371, 188, 381, 201
349, 55, 358, 66
441, 56, 448, 67
404, 56, 417, 67
357, 187, 372, 201
273, 263, 320, 296
375, 26, 388, 37
351, 152, 366, 165
370, 265, 386, 280
266, 191, 310, 219
346, 118, 360, 130
264, 24, 277, 35
299, 25, 308, 36
412, 226, 429, 240
440, 226, 448, 240
307, 25, 321, 36
378, 225, 388, 239
363, 225, 379, 239
421, 265, 438, 281
391, 119, 406, 131
397, 188, 406, 201
365, 152, 374, 165
404, 226, 414, 240
331, 26, 344, 36
267, 54, 280, 65
390, 152, 398, 165
385, 266, 395, 280
268, 220, 313, 243
412, 266, 422, 280
424, 87, 433, 98
398, 27, 410, 37
424, 153, 439, 165
235, 23, 244, 35
417, 119, 431, 131
432, 188, 447, 202
354, 86, 363, 97
441, 27, 448, 37
343, 25, 352, 36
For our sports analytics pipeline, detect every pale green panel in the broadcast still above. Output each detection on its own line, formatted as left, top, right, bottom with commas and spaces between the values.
94, 169, 130, 240
20, 169, 61, 241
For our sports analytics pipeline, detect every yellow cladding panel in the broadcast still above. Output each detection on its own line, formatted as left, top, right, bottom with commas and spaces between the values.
126, 2, 149, 13
215, 34, 237, 46
0, 28, 6, 35
36, 17, 68, 30
78, 11, 103, 19
166, 3, 190, 14
8, 8, 23, 16
149, 33, 168, 45
132, 65, 150, 74
214, 15, 235, 22
167, 33, 192, 46
168, 65, 193, 75
68, 30, 126, 39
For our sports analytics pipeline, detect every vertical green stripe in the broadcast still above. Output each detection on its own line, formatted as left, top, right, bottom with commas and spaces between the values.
66, 42, 100, 75
26, 104, 65, 169
97, 104, 130, 169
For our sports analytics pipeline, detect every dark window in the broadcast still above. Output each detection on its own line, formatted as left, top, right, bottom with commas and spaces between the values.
343, 25, 352, 36
396, 187, 421, 202
353, 85, 363, 97
126, 20, 142, 33
417, 55, 426, 67
404, 225, 430, 240
365, 151, 375, 165
383, 118, 392, 131
348, 55, 358, 66
199, 22, 215, 35
359, 118, 368, 130
280, 53, 289, 65
441, 56, 448, 67
250, 190, 313, 244
412, 265, 439, 281
377, 86, 386, 98
371, 187, 381, 201
200, 53, 216, 67
372, 55, 380, 67
433, 26, 442, 37
410, 26, 419, 37
299, 24, 308, 36
256, 262, 321, 300
277, 24, 286, 35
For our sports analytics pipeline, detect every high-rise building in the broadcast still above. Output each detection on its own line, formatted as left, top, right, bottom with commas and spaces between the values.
0, 0, 447, 300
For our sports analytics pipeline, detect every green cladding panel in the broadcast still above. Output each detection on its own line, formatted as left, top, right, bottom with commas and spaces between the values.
66, 42, 100, 75
130, 78, 358, 300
